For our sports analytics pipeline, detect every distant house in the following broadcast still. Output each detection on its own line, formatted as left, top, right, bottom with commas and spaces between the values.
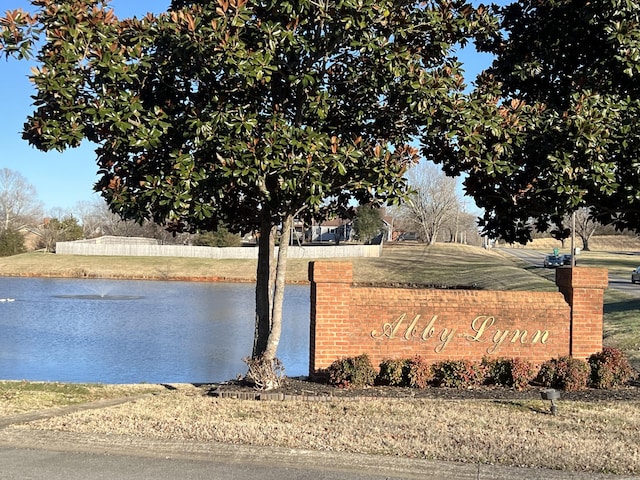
381, 215, 394, 242
17, 226, 42, 251
307, 219, 353, 243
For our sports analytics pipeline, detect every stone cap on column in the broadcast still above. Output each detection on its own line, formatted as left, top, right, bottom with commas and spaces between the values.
556, 266, 608, 290
308, 261, 353, 283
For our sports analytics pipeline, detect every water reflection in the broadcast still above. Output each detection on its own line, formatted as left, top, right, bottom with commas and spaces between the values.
54, 294, 144, 300
0, 277, 309, 384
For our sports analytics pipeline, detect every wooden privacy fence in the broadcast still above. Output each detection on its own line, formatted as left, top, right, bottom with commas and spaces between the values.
56, 239, 382, 259
308, 261, 608, 377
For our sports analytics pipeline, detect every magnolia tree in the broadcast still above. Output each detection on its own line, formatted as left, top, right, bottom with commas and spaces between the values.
422, 0, 640, 243
1, 0, 493, 387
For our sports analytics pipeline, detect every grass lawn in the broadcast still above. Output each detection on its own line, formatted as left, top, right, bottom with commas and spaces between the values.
0, 242, 555, 288
1, 242, 640, 474
603, 289, 640, 367
0, 382, 163, 416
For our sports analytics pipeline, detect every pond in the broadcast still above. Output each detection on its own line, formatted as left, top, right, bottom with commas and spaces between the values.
0, 277, 310, 384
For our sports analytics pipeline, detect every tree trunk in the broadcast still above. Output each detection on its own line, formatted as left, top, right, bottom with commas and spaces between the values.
247, 212, 292, 389
263, 214, 292, 361
580, 234, 590, 251
428, 224, 438, 245
253, 213, 276, 358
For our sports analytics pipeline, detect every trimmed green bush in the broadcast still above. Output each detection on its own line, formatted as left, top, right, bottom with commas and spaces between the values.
482, 357, 511, 386
327, 354, 376, 388
376, 357, 432, 388
377, 359, 408, 387
483, 357, 535, 390
538, 356, 590, 391
588, 347, 636, 389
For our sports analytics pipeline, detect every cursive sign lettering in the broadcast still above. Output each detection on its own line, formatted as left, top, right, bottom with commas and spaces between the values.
371, 313, 550, 354
437, 327, 456, 353
421, 315, 438, 341
371, 313, 441, 341
465, 316, 495, 342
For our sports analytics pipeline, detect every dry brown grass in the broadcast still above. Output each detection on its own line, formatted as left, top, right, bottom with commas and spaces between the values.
0, 252, 259, 281
513, 235, 640, 252
0, 243, 554, 290
14, 388, 640, 475
0, 382, 163, 416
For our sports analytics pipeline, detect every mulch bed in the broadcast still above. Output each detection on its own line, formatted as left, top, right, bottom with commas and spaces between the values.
204, 376, 640, 402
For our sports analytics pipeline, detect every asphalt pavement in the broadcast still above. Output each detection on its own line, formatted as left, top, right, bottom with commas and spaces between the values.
0, 428, 638, 480
497, 247, 640, 298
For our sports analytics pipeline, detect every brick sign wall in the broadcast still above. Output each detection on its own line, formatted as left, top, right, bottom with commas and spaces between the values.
308, 261, 608, 377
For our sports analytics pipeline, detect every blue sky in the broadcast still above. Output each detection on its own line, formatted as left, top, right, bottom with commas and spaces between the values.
1, 0, 496, 213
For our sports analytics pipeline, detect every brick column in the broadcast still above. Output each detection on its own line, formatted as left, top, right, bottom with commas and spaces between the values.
308, 261, 353, 379
555, 267, 608, 359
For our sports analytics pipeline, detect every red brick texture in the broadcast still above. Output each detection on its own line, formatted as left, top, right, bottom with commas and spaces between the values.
308, 262, 607, 377
555, 267, 608, 359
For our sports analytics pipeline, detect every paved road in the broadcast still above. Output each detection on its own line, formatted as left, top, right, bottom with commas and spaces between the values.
497, 247, 549, 268
0, 429, 638, 480
498, 248, 640, 298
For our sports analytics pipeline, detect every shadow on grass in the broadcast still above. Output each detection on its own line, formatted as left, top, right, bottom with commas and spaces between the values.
491, 399, 557, 415
580, 256, 640, 272
604, 298, 640, 314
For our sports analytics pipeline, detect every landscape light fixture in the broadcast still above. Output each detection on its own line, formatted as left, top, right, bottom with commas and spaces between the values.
540, 388, 561, 415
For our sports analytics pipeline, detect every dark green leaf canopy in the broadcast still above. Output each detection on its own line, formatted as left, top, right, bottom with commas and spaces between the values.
423, 0, 640, 243
1, 0, 491, 235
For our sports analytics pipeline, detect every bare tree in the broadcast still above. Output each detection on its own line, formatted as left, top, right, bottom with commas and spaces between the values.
37, 209, 83, 252
573, 208, 603, 251
74, 199, 189, 244
442, 209, 482, 246
400, 162, 461, 245
73, 200, 103, 238
0, 168, 43, 231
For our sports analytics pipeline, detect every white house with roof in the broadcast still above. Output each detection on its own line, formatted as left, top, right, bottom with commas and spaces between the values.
307, 218, 352, 243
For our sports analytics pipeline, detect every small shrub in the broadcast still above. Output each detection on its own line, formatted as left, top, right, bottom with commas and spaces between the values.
482, 357, 511, 386
538, 356, 590, 391
537, 360, 557, 388
327, 354, 376, 388
482, 357, 535, 390
377, 359, 408, 386
405, 356, 432, 389
510, 358, 536, 390
588, 347, 636, 389
193, 225, 242, 247
432, 360, 484, 388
